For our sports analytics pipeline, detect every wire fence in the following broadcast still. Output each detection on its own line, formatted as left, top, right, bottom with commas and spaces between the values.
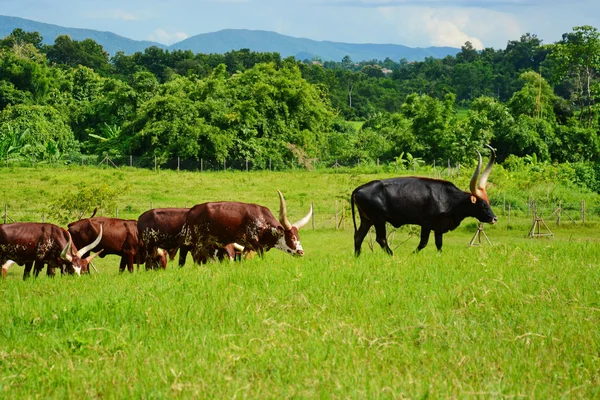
2, 153, 466, 175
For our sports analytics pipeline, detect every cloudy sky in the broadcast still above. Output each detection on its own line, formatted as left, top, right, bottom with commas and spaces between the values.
1, 0, 599, 49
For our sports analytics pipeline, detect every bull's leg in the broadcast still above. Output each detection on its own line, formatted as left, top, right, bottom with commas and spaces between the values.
23, 261, 34, 280
178, 246, 189, 267
415, 228, 431, 252
374, 221, 393, 256
119, 257, 127, 273
126, 254, 135, 273
434, 231, 444, 251
33, 260, 45, 277
46, 262, 57, 277
354, 219, 373, 256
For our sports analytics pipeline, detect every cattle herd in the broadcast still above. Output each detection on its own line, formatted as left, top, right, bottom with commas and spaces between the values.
1, 147, 498, 280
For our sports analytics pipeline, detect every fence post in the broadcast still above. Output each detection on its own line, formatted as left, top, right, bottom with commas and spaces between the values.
246, 159, 248, 172
154, 156, 157, 172
200, 159, 203, 172
130, 155, 132, 167
557, 201, 562, 225
335, 200, 338, 230
177, 156, 180, 172
269, 158, 272, 171
223, 159, 226, 171
507, 204, 511, 230
82, 156, 84, 167
342, 200, 345, 230
581, 199, 586, 224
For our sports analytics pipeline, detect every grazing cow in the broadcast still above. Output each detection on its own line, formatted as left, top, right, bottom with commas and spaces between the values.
351, 146, 498, 256
0, 223, 102, 279
68, 217, 140, 273
184, 191, 312, 264
137, 208, 191, 270
215, 243, 256, 261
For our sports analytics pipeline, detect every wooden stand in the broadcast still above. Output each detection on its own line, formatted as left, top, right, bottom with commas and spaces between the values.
528, 212, 554, 238
469, 222, 491, 246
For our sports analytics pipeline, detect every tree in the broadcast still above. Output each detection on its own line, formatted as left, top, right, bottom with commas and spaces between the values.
550, 25, 600, 128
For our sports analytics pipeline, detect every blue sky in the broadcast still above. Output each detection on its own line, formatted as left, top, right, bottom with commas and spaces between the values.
1, 0, 599, 49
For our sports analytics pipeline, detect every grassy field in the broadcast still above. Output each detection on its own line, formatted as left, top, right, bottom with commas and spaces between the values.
1, 167, 600, 398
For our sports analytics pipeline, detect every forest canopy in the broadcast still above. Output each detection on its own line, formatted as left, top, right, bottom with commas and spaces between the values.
1, 25, 600, 189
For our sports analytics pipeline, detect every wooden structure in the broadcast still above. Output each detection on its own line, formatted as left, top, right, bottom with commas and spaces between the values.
469, 222, 491, 247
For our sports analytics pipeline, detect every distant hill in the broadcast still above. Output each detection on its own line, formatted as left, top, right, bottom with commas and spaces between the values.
0, 15, 460, 62
171, 29, 460, 62
0, 15, 165, 54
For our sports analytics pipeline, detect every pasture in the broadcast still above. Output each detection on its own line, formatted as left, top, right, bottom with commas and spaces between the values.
1, 167, 600, 398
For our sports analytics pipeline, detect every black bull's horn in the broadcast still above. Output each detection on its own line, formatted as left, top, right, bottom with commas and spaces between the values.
470, 145, 495, 201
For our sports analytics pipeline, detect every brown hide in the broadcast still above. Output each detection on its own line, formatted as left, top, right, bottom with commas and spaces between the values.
137, 208, 191, 269
68, 217, 139, 273
0, 222, 99, 279
185, 201, 281, 264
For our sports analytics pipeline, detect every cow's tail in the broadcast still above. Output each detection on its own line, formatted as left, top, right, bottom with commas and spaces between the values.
351, 190, 358, 233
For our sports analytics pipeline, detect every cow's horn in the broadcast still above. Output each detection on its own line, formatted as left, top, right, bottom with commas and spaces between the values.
293, 204, 313, 230
470, 151, 482, 196
478, 144, 496, 191
233, 243, 244, 252
77, 224, 103, 258
60, 233, 74, 262
85, 249, 103, 263
277, 190, 292, 230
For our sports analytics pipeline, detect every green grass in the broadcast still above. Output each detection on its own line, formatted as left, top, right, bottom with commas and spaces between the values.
1, 167, 600, 398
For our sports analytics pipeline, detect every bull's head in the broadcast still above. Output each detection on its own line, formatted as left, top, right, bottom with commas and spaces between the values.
60, 225, 103, 275
275, 190, 313, 256
469, 145, 498, 225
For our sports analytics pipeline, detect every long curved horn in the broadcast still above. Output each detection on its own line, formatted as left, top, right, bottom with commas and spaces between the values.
77, 224, 103, 258
277, 190, 292, 230
293, 204, 313, 230
60, 233, 74, 262
477, 144, 496, 191
85, 248, 103, 263
470, 151, 482, 196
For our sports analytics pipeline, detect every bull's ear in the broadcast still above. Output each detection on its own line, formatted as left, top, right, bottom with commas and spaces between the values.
470, 195, 477, 204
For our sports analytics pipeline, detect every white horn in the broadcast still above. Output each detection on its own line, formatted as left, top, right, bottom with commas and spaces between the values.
277, 190, 292, 230
233, 243, 244, 252
292, 204, 313, 230
60, 233, 74, 262
77, 224, 103, 258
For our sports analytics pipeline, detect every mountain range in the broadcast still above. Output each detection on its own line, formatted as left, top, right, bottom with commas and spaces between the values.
0, 15, 460, 62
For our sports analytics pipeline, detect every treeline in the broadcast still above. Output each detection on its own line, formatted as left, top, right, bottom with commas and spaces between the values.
1, 26, 600, 189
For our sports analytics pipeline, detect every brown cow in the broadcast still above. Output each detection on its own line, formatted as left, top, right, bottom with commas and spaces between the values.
0, 223, 102, 279
68, 217, 140, 273
184, 191, 312, 264
137, 208, 191, 270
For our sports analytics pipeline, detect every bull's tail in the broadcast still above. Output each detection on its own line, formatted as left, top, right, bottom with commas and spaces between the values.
351, 190, 358, 233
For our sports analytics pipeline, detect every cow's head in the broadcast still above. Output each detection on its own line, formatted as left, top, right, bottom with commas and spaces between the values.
60, 225, 103, 275
469, 145, 498, 225
274, 190, 313, 256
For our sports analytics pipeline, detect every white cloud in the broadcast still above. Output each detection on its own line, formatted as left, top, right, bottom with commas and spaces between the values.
85, 8, 141, 21
148, 28, 189, 44
112, 9, 139, 21
375, 6, 522, 49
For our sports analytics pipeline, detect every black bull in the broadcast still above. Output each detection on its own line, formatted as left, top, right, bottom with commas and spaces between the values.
352, 147, 498, 255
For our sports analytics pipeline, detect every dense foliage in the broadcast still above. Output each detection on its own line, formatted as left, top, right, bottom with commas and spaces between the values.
1, 26, 600, 190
